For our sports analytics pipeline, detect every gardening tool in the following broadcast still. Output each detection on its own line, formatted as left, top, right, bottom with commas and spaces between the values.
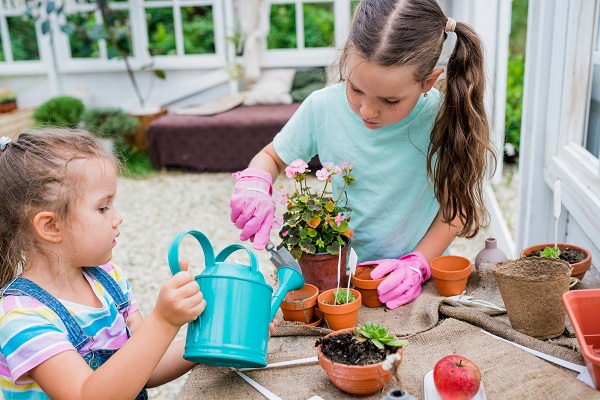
265, 241, 302, 274
554, 180, 561, 250
447, 290, 506, 312
168, 230, 304, 368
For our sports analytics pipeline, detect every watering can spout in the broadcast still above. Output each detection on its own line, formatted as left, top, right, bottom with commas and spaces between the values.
270, 266, 304, 321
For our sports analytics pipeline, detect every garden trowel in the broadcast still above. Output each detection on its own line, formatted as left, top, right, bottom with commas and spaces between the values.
265, 241, 303, 275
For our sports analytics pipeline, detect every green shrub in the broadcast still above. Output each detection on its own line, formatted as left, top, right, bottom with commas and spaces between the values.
80, 107, 139, 142
505, 53, 525, 154
33, 96, 85, 128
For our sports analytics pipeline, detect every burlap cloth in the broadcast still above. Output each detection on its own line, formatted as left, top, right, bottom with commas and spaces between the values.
176, 264, 600, 399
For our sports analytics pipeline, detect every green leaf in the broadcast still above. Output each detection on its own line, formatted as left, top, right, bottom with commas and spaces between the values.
385, 340, 409, 348
46, 1, 55, 14
371, 338, 384, 349
325, 201, 335, 212
41, 20, 50, 35
307, 228, 317, 237
154, 69, 166, 79
60, 23, 76, 36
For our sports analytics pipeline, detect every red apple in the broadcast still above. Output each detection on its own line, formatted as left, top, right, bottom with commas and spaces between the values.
433, 355, 481, 400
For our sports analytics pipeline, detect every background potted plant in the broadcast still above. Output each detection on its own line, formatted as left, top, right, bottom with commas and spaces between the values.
317, 288, 361, 330
277, 159, 356, 292
0, 88, 17, 113
80, 106, 139, 154
316, 321, 408, 396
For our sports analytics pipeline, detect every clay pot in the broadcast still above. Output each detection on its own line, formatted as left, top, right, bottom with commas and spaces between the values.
306, 309, 324, 327
520, 243, 592, 280
317, 288, 361, 330
475, 237, 508, 270
351, 265, 385, 307
298, 244, 350, 292
280, 283, 319, 324
430, 255, 472, 297
317, 328, 402, 396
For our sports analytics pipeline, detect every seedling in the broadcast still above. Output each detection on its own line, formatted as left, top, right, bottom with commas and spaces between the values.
540, 246, 560, 259
354, 322, 408, 350
333, 288, 356, 305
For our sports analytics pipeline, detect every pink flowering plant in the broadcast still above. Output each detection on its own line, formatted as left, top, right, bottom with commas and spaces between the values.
277, 159, 356, 259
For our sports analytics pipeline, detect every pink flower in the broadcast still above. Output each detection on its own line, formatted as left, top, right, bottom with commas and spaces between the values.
285, 159, 309, 178
272, 215, 283, 230
316, 168, 331, 181
335, 212, 344, 227
276, 187, 288, 205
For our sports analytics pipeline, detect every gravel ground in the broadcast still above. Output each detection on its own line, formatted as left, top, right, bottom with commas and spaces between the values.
109, 166, 518, 400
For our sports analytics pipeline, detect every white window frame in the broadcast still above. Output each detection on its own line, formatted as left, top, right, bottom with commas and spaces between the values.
0, 0, 229, 75
260, 0, 351, 68
521, 0, 600, 253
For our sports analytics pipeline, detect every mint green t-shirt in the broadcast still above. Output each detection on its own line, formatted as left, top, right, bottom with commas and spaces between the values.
273, 82, 443, 263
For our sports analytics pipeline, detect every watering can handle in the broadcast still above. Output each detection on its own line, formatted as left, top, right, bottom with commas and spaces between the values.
215, 244, 259, 273
168, 230, 216, 275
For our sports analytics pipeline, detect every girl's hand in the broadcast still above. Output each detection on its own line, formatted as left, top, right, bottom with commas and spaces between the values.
269, 318, 278, 339
155, 260, 206, 328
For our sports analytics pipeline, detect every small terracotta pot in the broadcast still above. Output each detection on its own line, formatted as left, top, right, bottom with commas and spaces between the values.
280, 283, 319, 324
317, 288, 361, 330
520, 243, 592, 280
306, 309, 324, 327
351, 265, 385, 307
317, 328, 402, 396
430, 255, 472, 297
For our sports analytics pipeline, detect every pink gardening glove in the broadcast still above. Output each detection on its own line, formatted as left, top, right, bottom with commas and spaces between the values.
230, 167, 276, 250
360, 252, 431, 309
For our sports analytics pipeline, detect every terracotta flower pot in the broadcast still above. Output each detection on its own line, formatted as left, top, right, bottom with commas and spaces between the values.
317, 328, 402, 396
306, 309, 324, 327
430, 255, 472, 297
520, 243, 592, 280
298, 243, 350, 292
280, 283, 319, 324
351, 265, 385, 307
317, 288, 361, 330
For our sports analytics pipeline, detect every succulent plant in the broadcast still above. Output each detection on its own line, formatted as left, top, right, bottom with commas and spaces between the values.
333, 288, 356, 305
354, 322, 408, 350
540, 246, 560, 258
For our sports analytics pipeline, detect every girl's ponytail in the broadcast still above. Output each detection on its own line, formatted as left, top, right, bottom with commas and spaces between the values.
427, 23, 496, 238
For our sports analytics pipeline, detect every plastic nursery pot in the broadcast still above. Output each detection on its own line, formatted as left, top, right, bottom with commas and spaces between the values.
562, 289, 600, 390
351, 265, 386, 307
430, 255, 472, 297
316, 328, 402, 396
280, 283, 319, 324
317, 288, 362, 331
520, 243, 592, 280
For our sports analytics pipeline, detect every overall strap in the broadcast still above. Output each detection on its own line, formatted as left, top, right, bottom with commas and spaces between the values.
83, 267, 131, 312
1, 278, 91, 350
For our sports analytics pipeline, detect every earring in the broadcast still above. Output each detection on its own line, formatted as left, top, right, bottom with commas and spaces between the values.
424, 92, 428, 97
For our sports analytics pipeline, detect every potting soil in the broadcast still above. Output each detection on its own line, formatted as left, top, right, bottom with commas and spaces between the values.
526, 247, 587, 264
316, 332, 395, 365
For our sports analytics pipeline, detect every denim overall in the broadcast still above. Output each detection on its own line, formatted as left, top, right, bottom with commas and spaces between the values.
1, 267, 148, 400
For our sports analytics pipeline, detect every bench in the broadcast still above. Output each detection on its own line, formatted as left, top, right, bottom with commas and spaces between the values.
147, 103, 321, 172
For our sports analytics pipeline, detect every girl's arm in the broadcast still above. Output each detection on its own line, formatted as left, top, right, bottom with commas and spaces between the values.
414, 211, 463, 263
249, 142, 287, 180
29, 267, 205, 400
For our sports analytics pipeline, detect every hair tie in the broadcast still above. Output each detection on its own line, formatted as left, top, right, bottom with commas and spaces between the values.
0, 136, 11, 152
445, 17, 456, 33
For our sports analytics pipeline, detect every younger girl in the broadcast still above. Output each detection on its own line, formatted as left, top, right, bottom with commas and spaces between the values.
230, 0, 496, 309
0, 130, 206, 399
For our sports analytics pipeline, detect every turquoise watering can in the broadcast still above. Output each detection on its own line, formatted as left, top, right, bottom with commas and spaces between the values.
168, 230, 304, 368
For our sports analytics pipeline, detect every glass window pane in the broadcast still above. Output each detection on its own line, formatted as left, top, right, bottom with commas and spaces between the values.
182, 6, 215, 54
146, 7, 175, 55
8, 16, 39, 61
303, 2, 334, 48
268, 3, 296, 49
106, 9, 133, 59
67, 12, 100, 58
596, 7, 600, 52
0, 30, 4, 61
586, 64, 600, 157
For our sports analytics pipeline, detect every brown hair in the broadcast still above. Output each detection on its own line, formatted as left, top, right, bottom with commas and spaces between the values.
0, 129, 117, 287
339, 0, 496, 238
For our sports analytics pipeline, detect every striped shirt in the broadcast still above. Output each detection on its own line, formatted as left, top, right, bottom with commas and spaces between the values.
0, 263, 139, 399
